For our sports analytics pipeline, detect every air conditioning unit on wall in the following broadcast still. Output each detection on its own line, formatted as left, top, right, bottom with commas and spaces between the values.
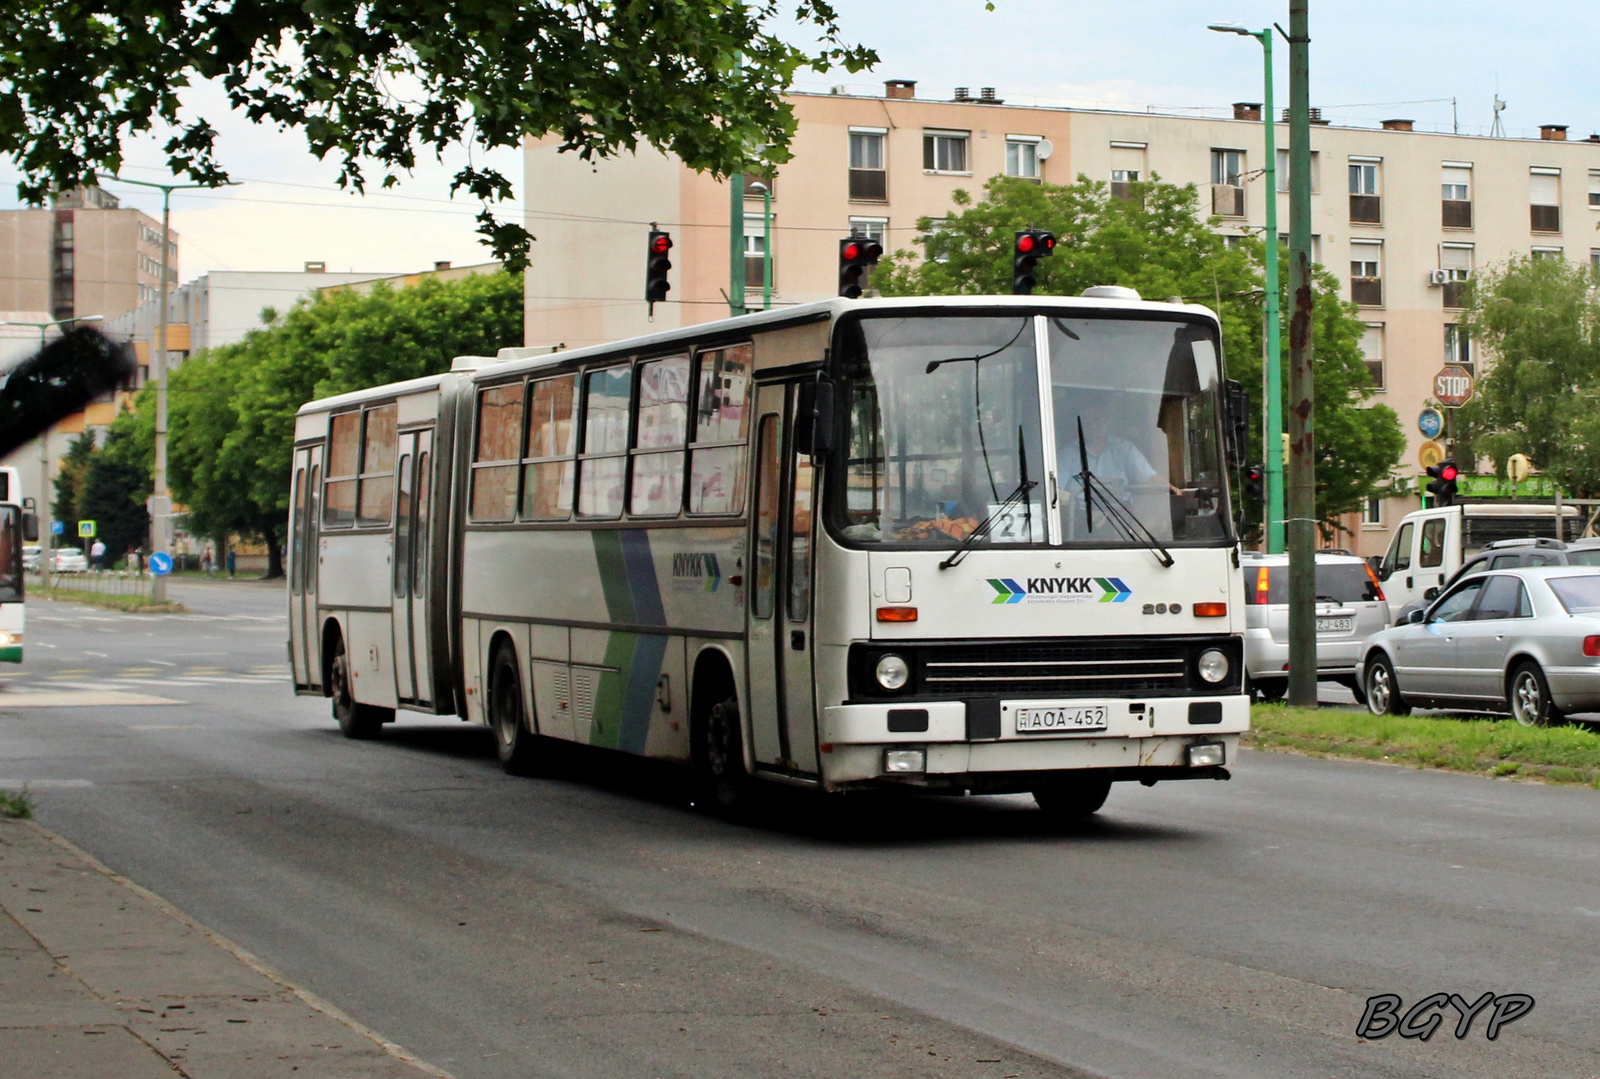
1427, 269, 1449, 286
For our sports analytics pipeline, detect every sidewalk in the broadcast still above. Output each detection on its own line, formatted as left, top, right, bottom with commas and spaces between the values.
0, 819, 453, 1078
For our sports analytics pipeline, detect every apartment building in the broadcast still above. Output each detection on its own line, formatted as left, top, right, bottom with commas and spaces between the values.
0, 185, 176, 324
527, 83, 1600, 554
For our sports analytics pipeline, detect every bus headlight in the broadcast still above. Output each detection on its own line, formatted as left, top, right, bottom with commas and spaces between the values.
1197, 648, 1230, 684
875, 653, 910, 691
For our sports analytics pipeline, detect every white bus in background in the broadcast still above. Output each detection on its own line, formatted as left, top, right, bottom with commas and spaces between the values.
0, 466, 33, 663
287, 294, 1250, 820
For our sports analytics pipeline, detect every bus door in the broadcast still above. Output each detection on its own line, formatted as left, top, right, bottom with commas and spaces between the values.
290, 445, 323, 690
746, 383, 820, 775
391, 429, 435, 705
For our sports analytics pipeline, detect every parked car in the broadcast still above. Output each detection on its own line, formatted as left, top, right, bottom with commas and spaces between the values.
51, 548, 88, 572
1393, 536, 1571, 623
1359, 566, 1600, 725
22, 545, 40, 572
1243, 550, 1392, 701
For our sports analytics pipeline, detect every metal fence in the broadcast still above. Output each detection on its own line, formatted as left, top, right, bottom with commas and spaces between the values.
25, 570, 157, 599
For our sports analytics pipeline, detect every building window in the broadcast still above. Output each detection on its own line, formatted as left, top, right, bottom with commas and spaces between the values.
1440, 243, 1473, 308
1442, 163, 1473, 228
1361, 323, 1385, 390
1363, 496, 1384, 526
1350, 241, 1383, 306
848, 217, 888, 245
1445, 324, 1472, 374
1278, 233, 1323, 265
1275, 148, 1320, 193
848, 128, 887, 201
922, 217, 954, 263
1531, 168, 1561, 233
743, 216, 773, 290
1531, 245, 1564, 261
1349, 158, 1381, 224
1110, 142, 1146, 201
1589, 170, 1600, 209
1005, 135, 1042, 181
1591, 248, 1600, 274
923, 130, 970, 173
1210, 149, 1245, 216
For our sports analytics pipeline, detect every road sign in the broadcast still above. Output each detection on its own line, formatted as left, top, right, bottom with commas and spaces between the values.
148, 552, 173, 576
1418, 407, 1444, 440
77, 520, 96, 538
50, 520, 63, 535
1433, 365, 1475, 407
1418, 440, 1447, 469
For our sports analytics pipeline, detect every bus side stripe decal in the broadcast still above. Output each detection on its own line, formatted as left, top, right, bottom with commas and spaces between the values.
619, 634, 668, 755
593, 531, 635, 624
619, 529, 666, 626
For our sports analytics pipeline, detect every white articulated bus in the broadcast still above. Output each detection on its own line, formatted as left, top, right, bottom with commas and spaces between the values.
288, 293, 1249, 818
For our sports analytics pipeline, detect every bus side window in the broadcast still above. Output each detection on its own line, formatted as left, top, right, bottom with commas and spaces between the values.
578, 365, 632, 519
471, 384, 522, 521
688, 344, 752, 515
323, 412, 360, 527
630, 355, 690, 516
413, 452, 430, 588
290, 467, 305, 594
522, 376, 576, 519
393, 452, 411, 597
357, 403, 398, 527
753, 416, 779, 619
788, 451, 815, 622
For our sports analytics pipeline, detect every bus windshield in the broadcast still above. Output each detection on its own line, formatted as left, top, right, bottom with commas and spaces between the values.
834, 312, 1230, 548
0, 506, 21, 603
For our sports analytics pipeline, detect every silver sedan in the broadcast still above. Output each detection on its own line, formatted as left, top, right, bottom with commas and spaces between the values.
1358, 567, 1600, 725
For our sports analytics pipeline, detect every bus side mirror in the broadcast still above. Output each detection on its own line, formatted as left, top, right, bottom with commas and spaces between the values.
21, 513, 37, 542
1223, 379, 1249, 468
795, 379, 835, 457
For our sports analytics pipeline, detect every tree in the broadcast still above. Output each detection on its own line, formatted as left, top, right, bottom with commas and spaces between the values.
51, 432, 97, 544
876, 175, 1406, 533
0, 2, 875, 268
1456, 255, 1600, 495
165, 270, 526, 577
78, 414, 152, 563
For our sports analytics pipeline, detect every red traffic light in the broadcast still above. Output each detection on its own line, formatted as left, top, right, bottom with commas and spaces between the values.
1016, 234, 1035, 253
651, 234, 672, 254
1440, 464, 1459, 481
842, 241, 861, 262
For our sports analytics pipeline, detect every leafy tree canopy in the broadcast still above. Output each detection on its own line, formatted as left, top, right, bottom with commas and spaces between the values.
1456, 255, 1600, 495
0, 1, 875, 268
875, 175, 1406, 533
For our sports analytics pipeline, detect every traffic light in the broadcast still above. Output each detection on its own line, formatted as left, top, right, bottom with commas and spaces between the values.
838, 236, 883, 298
1012, 229, 1056, 294
1425, 459, 1460, 506
646, 229, 672, 312
1244, 463, 1265, 502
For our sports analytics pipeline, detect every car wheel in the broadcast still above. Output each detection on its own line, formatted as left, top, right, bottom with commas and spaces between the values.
330, 634, 387, 739
1364, 654, 1411, 716
1251, 678, 1286, 703
1508, 662, 1564, 728
1033, 775, 1113, 822
490, 643, 543, 775
695, 695, 750, 815
1338, 676, 1369, 706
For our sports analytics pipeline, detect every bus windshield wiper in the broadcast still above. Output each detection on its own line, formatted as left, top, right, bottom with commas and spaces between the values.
1075, 417, 1175, 568
939, 476, 1038, 570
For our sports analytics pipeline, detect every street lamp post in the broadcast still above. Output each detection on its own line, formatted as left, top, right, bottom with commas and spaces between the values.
112, 177, 238, 602
1209, 22, 1285, 554
0, 315, 104, 572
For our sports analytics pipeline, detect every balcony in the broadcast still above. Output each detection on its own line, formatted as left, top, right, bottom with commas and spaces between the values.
1441, 200, 1473, 229
1349, 194, 1382, 224
1531, 204, 1561, 233
1351, 277, 1383, 306
849, 168, 887, 202
1211, 185, 1245, 217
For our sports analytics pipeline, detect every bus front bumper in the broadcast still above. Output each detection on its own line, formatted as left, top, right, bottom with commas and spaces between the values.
819, 696, 1247, 791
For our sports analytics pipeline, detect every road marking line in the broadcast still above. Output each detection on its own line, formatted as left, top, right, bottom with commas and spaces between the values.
0, 779, 94, 789
0, 691, 184, 707
127, 724, 211, 731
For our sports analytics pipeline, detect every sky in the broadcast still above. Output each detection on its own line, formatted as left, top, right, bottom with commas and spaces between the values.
3, 0, 1594, 284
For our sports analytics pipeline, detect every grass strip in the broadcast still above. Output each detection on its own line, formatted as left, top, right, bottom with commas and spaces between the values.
1246, 704, 1600, 788
32, 586, 185, 614
0, 788, 33, 819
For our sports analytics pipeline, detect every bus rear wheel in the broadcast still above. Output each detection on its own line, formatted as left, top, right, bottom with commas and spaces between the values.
490, 643, 542, 776
329, 633, 387, 739
695, 695, 749, 816
1032, 774, 1112, 823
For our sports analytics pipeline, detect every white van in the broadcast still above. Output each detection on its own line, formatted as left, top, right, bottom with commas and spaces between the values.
1372, 504, 1579, 617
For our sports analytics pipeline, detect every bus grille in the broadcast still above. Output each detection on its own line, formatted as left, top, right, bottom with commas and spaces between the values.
922, 640, 1188, 696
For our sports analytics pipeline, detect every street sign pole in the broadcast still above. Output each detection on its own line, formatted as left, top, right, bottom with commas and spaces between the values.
1285, 0, 1317, 708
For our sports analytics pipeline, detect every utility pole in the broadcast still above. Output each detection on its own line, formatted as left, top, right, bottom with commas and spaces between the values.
114, 177, 238, 602
1285, 1, 1317, 706
728, 173, 746, 317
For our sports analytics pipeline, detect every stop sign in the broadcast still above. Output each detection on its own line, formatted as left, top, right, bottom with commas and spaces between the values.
1433, 365, 1475, 407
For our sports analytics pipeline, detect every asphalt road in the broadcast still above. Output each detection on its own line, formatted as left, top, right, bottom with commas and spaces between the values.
2, 579, 1597, 1078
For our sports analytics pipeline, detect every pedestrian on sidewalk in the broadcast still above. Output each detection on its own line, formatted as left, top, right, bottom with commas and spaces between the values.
226, 548, 236, 578
89, 538, 105, 570
201, 546, 214, 576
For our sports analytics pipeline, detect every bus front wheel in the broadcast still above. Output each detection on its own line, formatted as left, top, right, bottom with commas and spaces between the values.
695, 695, 749, 815
329, 633, 387, 739
1032, 774, 1112, 823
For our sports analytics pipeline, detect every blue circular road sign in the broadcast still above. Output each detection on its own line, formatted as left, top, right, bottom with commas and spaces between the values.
1418, 407, 1444, 440
148, 552, 173, 576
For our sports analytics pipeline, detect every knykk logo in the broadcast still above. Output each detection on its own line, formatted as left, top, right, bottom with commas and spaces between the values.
987, 577, 1132, 604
